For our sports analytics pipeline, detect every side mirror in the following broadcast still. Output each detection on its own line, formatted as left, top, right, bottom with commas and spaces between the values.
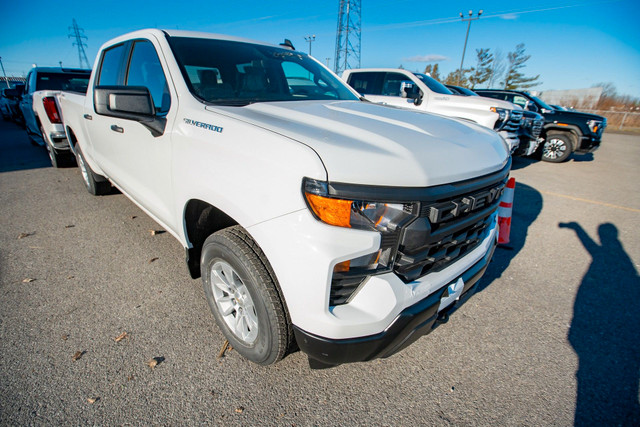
525, 101, 538, 112
401, 81, 423, 105
3, 88, 22, 100
94, 86, 166, 136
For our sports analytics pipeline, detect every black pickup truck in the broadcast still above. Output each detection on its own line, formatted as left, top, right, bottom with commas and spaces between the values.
475, 89, 607, 162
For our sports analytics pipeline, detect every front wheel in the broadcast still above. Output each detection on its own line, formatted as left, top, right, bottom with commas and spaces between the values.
541, 132, 574, 163
201, 226, 291, 365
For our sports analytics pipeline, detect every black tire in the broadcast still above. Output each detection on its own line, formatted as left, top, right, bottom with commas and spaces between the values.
201, 226, 291, 365
75, 145, 111, 195
541, 132, 574, 163
41, 126, 74, 168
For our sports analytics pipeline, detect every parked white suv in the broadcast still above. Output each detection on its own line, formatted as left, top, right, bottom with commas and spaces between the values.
342, 68, 523, 153
56, 29, 511, 368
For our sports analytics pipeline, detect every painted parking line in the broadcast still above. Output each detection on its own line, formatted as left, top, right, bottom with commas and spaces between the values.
541, 190, 640, 213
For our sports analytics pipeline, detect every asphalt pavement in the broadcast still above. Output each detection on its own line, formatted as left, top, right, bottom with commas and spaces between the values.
1, 118, 638, 425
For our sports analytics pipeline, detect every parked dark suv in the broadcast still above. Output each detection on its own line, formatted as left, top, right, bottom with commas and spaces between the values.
475, 89, 607, 162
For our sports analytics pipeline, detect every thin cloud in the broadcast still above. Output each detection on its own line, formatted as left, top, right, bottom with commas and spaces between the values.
405, 54, 448, 63
500, 13, 519, 20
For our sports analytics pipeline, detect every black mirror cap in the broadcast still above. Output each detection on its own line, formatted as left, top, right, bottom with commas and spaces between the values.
94, 86, 156, 118
94, 86, 166, 137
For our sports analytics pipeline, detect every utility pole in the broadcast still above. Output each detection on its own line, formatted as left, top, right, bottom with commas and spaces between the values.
326, 58, 331, 67
304, 35, 316, 56
0, 57, 10, 88
68, 19, 91, 69
334, 0, 362, 75
457, 10, 482, 85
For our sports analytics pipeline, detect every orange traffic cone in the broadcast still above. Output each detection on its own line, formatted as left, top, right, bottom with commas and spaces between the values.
498, 177, 515, 245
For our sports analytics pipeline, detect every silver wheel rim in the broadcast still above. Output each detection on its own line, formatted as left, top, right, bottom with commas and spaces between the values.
77, 152, 90, 189
46, 142, 54, 163
41, 128, 54, 163
210, 261, 259, 344
543, 138, 567, 160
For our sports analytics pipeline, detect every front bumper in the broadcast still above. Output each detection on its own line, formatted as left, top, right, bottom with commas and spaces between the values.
576, 135, 602, 153
498, 131, 519, 154
294, 239, 497, 367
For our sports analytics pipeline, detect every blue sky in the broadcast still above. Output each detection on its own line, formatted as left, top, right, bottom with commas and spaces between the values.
1, 0, 639, 97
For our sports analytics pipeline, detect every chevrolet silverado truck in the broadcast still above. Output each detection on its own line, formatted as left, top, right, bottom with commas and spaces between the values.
446, 85, 543, 157
475, 89, 607, 162
342, 68, 523, 154
57, 29, 511, 368
19, 67, 90, 149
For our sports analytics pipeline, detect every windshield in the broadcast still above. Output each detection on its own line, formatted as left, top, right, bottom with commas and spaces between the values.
36, 72, 90, 93
413, 73, 453, 95
167, 37, 359, 105
531, 95, 554, 111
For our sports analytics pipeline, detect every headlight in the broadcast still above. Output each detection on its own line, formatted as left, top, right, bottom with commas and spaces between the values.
587, 119, 603, 133
303, 178, 417, 305
490, 107, 508, 122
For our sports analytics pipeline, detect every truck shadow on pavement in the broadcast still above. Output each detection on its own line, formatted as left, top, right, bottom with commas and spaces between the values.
559, 222, 640, 426
0, 121, 51, 173
477, 181, 542, 292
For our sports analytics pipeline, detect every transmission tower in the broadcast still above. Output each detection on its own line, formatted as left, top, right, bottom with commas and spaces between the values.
334, 0, 361, 75
68, 19, 91, 69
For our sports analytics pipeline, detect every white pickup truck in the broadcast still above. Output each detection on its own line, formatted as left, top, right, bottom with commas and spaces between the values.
342, 68, 523, 153
57, 29, 511, 368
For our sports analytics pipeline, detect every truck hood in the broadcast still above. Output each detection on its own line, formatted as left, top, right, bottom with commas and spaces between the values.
548, 110, 605, 122
208, 100, 510, 187
441, 94, 515, 111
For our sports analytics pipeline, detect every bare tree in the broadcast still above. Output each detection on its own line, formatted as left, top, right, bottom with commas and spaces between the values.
423, 64, 441, 81
487, 48, 505, 88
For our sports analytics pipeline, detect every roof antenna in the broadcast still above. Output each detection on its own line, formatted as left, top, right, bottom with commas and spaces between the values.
280, 39, 295, 50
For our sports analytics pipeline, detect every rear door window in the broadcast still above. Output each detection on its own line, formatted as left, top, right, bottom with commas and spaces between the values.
125, 40, 171, 113
98, 44, 126, 86
348, 72, 383, 95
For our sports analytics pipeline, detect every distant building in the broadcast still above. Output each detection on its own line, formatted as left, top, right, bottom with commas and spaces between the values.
537, 87, 603, 109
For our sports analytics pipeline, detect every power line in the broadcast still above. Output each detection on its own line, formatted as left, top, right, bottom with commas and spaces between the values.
68, 19, 91, 69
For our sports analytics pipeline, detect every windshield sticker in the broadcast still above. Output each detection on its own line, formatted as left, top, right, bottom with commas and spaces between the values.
183, 118, 223, 133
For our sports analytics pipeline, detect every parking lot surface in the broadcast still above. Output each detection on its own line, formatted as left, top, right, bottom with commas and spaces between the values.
1, 119, 638, 425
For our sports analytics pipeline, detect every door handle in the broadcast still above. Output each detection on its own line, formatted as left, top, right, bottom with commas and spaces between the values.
110, 125, 124, 133
83, 114, 92, 120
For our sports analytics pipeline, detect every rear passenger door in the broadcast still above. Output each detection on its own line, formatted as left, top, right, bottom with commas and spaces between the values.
88, 38, 176, 227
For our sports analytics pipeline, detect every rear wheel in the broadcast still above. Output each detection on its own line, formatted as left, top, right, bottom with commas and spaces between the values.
75, 145, 111, 195
201, 226, 291, 365
541, 132, 573, 163
41, 126, 74, 168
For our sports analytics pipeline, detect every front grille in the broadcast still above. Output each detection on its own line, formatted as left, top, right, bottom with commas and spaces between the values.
393, 179, 506, 283
500, 110, 523, 132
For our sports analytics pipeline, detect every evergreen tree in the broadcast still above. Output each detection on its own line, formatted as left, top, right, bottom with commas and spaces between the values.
503, 43, 540, 89
468, 48, 493, 88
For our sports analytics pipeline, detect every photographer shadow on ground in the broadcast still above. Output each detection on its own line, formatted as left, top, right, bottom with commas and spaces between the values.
559, 221, 640, 426
476, 181, 543, 292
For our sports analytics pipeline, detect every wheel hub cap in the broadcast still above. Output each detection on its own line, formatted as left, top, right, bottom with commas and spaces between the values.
210, 261, 259, 344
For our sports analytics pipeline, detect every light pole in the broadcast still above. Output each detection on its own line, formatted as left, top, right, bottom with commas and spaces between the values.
457, 9, 482, 85
304, 35, 316, 56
